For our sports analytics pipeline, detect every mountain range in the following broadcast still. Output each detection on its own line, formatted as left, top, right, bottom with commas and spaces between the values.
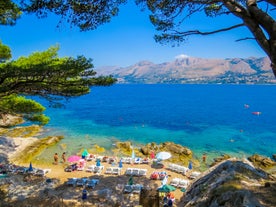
95, 56, 276, 84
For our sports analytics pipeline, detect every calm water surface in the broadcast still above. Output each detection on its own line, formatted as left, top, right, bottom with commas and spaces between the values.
34, 84, 276, 163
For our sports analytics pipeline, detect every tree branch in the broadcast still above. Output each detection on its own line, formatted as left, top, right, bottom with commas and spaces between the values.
172, 23, 244, 36
236, 37, 256, 41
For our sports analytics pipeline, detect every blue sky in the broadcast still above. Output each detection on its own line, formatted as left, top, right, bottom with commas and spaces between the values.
0, 2, 268, 68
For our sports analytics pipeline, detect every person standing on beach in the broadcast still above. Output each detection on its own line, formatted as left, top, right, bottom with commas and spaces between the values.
54, 153, 58, 164
62, 152, 66, 163
202, 154, 207, 162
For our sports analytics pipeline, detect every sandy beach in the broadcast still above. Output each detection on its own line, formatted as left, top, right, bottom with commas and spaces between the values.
1, 137, 199, 206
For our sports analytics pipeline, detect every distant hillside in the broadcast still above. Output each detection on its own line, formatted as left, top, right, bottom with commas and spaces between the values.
96, 56, 276, 84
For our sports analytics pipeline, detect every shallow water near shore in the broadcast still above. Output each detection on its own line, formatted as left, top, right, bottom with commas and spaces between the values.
31, 84, 276, 165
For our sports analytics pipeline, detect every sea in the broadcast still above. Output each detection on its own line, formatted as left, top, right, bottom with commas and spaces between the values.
33, 84, 276, 164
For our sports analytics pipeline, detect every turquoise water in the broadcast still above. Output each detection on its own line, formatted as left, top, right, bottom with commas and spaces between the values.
34, 84, 276, 163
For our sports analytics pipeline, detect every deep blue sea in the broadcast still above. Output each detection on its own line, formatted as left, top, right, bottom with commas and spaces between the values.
35, 84, 276, 163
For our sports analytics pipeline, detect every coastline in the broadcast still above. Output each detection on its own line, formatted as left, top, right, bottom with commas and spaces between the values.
1, 135, 276, 206
0, 136, 199, 206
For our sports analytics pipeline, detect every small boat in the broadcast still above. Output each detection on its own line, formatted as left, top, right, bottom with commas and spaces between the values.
252, 111, 261, 115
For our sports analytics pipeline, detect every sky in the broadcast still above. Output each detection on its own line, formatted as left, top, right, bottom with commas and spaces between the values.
0, 1, 269, 68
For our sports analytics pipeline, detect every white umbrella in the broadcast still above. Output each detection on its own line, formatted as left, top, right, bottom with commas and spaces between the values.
156, 151, 171, 160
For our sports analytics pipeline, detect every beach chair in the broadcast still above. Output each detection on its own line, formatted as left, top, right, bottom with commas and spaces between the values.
125, 157, 132, 164
170, 178, 180, 187
76, 177, 88, 187
167, 163, 176, 171
142, 157, 149, 164
178, 166, 188, 175
86, 165, 95, 173
77, 165, 85, 171
123, 185, 132, 193
132, 168, 140, 176
105, 167, 113, 174
138, 169, 147, 176
112, 167, 121, 175
132, 184, 143, 194
35, 169, 51, 176
86, 179, 98, 188
102, 156, 109, 162
125, 168, 133, 175
91, 178, 99, 185
67, 178, 77, 186
94, 166, 104, 174
189, 171, 201, 179
178, 179, 189, 188
134, 157, 142, 164
86, 154, 95, 161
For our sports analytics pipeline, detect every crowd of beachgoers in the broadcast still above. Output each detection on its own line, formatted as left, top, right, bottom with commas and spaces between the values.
0, 136, 203, 207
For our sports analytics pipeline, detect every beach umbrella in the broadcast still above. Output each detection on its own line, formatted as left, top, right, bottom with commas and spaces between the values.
128, 176, 133, 185
28, 162, 33, 172
96, 159, 101, 167
188, 161, 193, 170
67, 155, 81, 162
119, 159, 123, 168
158, 184, 176, 192
150, 151, 155, 159
82, 149, 89, 158
156, 152, 171, 161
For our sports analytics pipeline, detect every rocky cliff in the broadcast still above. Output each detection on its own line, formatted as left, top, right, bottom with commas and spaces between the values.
96, 56, 275, 84
180, 159, 276, 207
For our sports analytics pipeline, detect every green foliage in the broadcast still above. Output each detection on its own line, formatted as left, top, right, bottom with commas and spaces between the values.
20, 0, 127, 31
0, 45, 116, 125
0, 0, 21, 25
0, 41, 11, 62
0, 95, 49, 125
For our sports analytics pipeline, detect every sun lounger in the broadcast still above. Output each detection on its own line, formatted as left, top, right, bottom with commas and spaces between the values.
178, 179, 189, 188
76, 177, 88, 187
142, 158, 149, 164
77, 166, 85, 171
94, 166, 104, 174
67, 178, 77, 186
86, 180, 96, 188
86, 154, 96, 161
105, 167, 113, 174
35, 169, 51, 176
86, 178, 99, 188
138, 169, 147, 176
86, 165, 95, 173
134, 158, 142, 164
167, 163, 176, 171
123, 185, 133, 193
124, 157, 132, 164
170, 178, 180, 187
125, 168, 133, 175
189, 171, 201, 179
132, 184, 143, 194
112, 167, 121, 175
132, 168, 140, 176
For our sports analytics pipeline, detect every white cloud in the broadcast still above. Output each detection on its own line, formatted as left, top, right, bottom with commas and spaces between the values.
175, 54, 189, 59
